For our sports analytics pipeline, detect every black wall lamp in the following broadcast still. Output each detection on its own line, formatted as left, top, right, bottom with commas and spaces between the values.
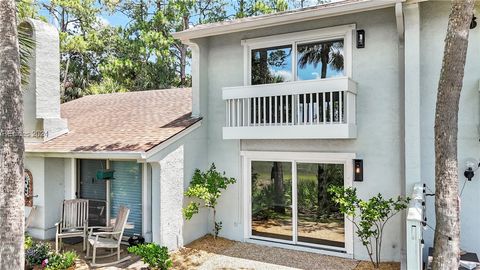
356, 30, 365, 48
464, 159, 480, 181
354, 159, 363, 182
471, 15, 477, 29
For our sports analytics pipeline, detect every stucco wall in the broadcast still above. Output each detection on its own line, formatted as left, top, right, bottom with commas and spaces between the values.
419, 1, 480, 257
25, 156, 46, 238
195, 7, 403, 261
25, 156, 65, 239
148, 123, 209, 249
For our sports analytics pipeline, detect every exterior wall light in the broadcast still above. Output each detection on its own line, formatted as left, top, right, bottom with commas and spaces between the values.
356, 29, 365, 48
471, 15, 477, 29
354, 159, 363, 182
463, 158, 480, 181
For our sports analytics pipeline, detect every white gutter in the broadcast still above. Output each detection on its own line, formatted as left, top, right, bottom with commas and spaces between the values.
395, 1, 405, 41
25, 150, 144, 160
173, 0, 403, 41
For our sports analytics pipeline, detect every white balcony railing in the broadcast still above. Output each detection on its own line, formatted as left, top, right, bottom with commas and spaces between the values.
222, 77, 357, 139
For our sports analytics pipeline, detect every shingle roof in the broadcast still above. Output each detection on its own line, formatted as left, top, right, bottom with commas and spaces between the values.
26, 88, 201, 153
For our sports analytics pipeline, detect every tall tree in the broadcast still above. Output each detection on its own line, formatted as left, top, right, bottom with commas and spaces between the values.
432, 1, 474, 269
0, 0, 25, 268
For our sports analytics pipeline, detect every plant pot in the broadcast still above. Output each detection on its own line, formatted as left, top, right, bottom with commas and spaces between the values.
96, 169, 114, 180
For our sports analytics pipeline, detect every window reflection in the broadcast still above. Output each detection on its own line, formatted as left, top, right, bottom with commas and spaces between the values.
251, 45, 292, 85
297, 39, 344, 80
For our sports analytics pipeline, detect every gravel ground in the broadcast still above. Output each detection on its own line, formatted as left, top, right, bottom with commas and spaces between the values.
171, 235, 359, 270
53, 235, 400, 270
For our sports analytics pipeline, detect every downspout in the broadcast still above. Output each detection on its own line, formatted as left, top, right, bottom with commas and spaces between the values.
184, 40, 201, 118
395, 1, 407, 269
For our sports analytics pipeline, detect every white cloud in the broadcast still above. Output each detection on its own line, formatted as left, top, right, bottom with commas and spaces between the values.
95, 16, 110, 28
311, 72, 321, 79
271, 70, 293, 82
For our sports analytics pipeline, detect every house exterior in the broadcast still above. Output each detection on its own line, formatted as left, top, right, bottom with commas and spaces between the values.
23, 0, 480, 268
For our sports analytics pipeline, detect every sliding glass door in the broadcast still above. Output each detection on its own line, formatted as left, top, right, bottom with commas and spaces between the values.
248, 155, 350, 251
296, 163, 344, 248
251, 161, 292, 241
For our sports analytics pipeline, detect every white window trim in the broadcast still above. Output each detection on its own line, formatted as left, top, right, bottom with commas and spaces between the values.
242, 24, 355, 86
241, 151, 355, 255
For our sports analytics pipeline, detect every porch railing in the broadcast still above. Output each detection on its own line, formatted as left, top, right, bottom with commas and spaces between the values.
222, 77, 357, 139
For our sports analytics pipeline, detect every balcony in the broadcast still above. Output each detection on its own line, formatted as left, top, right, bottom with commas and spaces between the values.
222, 77, 357, 139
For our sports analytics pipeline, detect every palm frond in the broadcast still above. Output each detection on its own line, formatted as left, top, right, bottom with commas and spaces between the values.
18, 23, 35, 85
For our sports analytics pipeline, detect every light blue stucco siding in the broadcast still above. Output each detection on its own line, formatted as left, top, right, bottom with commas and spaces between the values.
195, 6, 403, 261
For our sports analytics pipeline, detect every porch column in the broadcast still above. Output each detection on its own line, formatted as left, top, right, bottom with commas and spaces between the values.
404, 3, 421, 192
64, 158, 76, 199
151, 162, 161, 244
150, 146, 185, 250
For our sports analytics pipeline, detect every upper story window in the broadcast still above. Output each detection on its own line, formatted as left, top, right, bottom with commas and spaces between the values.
297, 39, 344, 80
244, 24, 354, 86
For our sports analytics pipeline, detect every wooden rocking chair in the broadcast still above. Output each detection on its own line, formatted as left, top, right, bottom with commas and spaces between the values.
55, 199, 89, 252
86, 206, 131, 267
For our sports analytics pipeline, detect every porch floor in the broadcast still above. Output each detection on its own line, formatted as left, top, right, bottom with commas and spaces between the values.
51, 235, 400, 269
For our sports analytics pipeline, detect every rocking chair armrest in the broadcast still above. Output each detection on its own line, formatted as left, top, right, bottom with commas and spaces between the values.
91, 231, 120, 236
88, 226, 114, 231
88, 226, 114, 237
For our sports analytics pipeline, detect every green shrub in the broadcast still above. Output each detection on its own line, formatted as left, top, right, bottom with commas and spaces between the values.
44, 251, 77, 270
183, 163, 236, 238
328, 186, 410, 269
24, 234, 34, 250
25, 241, 51, 266
128, 243, 172, 270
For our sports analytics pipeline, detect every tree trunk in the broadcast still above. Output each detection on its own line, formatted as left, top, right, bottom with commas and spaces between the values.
320, 43, 331, 79
317, 164, 329, 218
432, 1, 474, 269
271, 162, 285, 214
0, 0, 26, 267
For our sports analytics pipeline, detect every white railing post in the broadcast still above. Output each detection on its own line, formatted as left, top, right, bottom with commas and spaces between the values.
406, 183, 425, 270
346, 90, 356, 125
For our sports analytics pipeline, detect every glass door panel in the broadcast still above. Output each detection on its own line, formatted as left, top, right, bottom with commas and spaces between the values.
251, 161, 292, 241
110, 161, 142, 236
296, 163, 345, 247
79, 159, 107, 226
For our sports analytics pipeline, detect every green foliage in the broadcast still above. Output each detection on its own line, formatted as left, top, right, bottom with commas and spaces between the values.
25, 241, 51, 266
85, 77, 128, 95
328, 186, 410, 269
128, 243, 172, 270
22, 0, 320, 101
24, 234, 34, 250
44, 251, 78, 270
183, 163, 236, 237
214, 221, 223, 238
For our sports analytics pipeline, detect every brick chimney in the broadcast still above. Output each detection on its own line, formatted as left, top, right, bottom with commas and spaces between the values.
21, 19, 68, 143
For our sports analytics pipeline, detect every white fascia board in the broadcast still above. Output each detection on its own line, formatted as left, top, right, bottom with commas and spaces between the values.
173, 0, 402, 41
25, 150, 144, 160
144, 120, 202, 160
